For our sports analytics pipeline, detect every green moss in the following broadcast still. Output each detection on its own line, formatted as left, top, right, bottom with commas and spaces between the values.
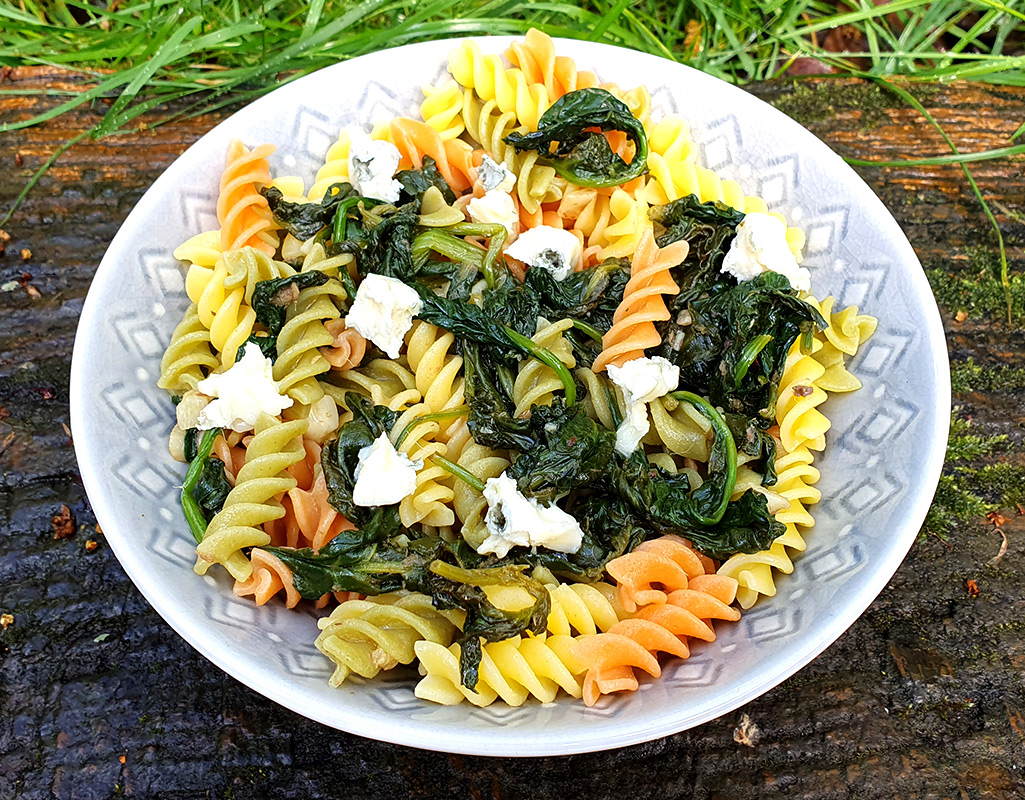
926, 267, 1025, 322
951, 358, 1025, 394
772, 81, 889, 129
923, 414, 1018, 537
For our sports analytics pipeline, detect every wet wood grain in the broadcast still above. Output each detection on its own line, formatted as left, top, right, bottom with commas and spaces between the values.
1, 67, 1023, 800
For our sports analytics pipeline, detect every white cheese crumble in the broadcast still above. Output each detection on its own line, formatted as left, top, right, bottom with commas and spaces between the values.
478, 473, 583, 559
346, 127, 403, 203
468, 190, 518, 237
196, 342, 293, 432
477, 155, 516, 193
721, 213, 811, 292
344, 273, 423, 359
606, 356, 680, 456
352, 433, 423, 507
505, 225, 582, 281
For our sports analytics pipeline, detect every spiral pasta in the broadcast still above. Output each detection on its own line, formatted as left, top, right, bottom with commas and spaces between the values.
512, 318, 577, 416
461, 92, 560, 215
157, 304, 218, 395
806, 296, 878, 392
309, 129, 351, 203
449, 40, 551, 132
420, 81, 465, 140
324, 357, 421, 412
593, 228, 687, 372
217, 139, 278, 254
449, 419, 511, 550
316, 592, 463, 687
414, 633, 584, 706
389, 404, 455, 529
504, 28, 599, 100
195, 414, 308, 582
273, 245, 348, 408
320, 319, 367, 372
232, 548, 302, 608
605, 535, 707, 612
389, 117, 474, 194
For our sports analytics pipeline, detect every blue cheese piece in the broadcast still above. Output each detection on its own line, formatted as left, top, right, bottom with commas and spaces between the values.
721, 212, 810, 292
505, 225, 582, 281
196, 342, 293, 432
344, 274, 423, 359
606, 356, 680, 456
352, 433, 423, 507
477, 155, 516, 193
346, 127, 402, 203
478, 473, 583, 559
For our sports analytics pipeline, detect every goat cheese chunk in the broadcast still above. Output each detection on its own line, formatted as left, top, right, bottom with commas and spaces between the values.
721, 212, 811, 292
478, 473, 583, 559
346, 127, 402, 203
468, 190, 518, 237
477, 155, 516, 193
344, 273, 423, 359
196, 342, 293, 432
606, 356, 680, 456
505, 225, 581, 281
352, 433, 423, 507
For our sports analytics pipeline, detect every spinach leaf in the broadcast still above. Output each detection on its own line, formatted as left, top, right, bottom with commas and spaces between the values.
358, 207, 420, 281
267, 537, 549, 691
462, 342, 534, 450
183, 427, 198, 462
523, 257, 629, 333
659, 272, 825, 419
395, 156, 456, 204
320, 393, 400, 531
192, 456, 232, 521
504, 88, 648, 188
681, 490, 784, 560
504, 400, 616, 503
650, 194, 745, 293
411, 283, 524, 359
251, 271, 331, 337
423, 561, 549, 690
263, 182, 358, 241
725, 413, 778, 486
268, 535, 442, 598
236, 332, 277, 363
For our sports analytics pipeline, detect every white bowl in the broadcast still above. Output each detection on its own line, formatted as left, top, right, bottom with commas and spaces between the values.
70, 36, 950, 756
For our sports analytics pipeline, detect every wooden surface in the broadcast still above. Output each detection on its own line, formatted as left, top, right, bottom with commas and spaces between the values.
2, 68, 1024, 800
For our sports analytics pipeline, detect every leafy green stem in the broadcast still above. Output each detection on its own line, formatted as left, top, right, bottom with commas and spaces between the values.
181, 427, 221, 544
666, 391, 737, 525
570, 318, 604, 343
434, 455, 487, 493
504, 327, 577, 405
394, 407, 469, 449
735, 334, 773, 385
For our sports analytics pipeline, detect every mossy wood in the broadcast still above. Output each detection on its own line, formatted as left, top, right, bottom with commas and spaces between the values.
1, 68, 1023, 798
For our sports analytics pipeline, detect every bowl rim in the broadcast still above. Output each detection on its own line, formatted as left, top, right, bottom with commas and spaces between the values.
70, 34, 951, 756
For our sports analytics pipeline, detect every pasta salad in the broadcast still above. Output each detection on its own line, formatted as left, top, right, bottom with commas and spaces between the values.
159, 29, 877, 708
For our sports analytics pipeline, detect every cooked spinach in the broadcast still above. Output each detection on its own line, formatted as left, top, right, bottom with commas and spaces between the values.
504, 88, 648, 188
395, 156, 456, 204
650, 194, 745, 292
192, 456, 232, 521
504, 400, 616, 503
320, 393, 400, 533
680, 490, 784, 560
358, 207, 420, 281
263, 182, 358, 241
237, 332, 278, 363
725, 412, 778, 486
251, 271, 331, 337
658, 272, 824, 419
523, 257, 629, 333
462, 342, 534, 450
180, 427, 222, 545
267, 537, 549, 690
